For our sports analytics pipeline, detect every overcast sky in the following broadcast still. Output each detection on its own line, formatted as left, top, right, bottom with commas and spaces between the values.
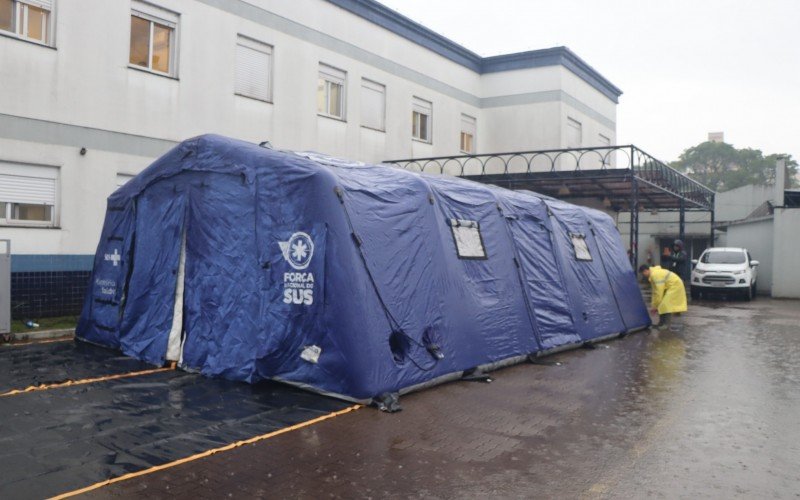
378, 0, 799, 164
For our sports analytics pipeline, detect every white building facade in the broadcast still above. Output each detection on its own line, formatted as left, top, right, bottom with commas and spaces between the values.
0, 0, 621, 317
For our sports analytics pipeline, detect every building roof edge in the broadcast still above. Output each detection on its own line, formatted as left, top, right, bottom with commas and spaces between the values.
326, 0, 622, 102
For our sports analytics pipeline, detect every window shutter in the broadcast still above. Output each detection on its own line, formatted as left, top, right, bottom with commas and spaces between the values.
319, 64, 345, 85
116, 174, 134, 188
461, 115, 475, 137
567, 117, 582, 148
131, 0, 178, 26
236, 39, 272, 101
0, 174, 56, 205
412, 96, 431, 115
461, 114, 476, 136
20, 0, 53, 10
360, 79, 385, 130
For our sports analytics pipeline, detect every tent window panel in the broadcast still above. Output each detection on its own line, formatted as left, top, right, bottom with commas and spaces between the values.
449, 219, 487, 260
570, 233, 592, 261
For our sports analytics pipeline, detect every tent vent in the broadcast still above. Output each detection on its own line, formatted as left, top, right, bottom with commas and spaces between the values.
425, 343, 444, 360
448, 219, 487, 260
570, 233, 593, 261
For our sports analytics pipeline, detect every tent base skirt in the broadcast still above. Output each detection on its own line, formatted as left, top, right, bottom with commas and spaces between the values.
274, 325, 650, 408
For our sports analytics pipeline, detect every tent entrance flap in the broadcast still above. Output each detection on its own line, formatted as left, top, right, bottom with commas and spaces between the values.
504, 212, 582, 349
117, 184, 188, 366
166, 228, 187, 362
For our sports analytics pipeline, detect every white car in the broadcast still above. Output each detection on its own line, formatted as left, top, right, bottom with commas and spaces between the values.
690, 247, 759, 301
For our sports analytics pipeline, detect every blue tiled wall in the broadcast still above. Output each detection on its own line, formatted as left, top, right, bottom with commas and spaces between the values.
10, 255, 94, 319
11, 254, 94, 273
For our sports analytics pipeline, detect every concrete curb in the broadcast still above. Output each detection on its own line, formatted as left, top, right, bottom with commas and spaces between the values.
7, 328, 75, 342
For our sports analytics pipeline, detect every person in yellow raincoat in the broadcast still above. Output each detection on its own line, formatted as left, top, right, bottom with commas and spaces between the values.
638, 265, 687, 329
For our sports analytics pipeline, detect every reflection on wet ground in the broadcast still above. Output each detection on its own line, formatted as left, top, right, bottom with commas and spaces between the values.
0, 357, 347, 499
92, 298, 800, 499
0, 340, 151, 393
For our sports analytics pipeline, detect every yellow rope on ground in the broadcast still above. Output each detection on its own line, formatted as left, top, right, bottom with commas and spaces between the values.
0, 366, 173, 398
1, 337, 74, 347
49, 404, 363, 500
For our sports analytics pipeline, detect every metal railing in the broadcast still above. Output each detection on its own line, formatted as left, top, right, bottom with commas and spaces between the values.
384, 145, 715, 210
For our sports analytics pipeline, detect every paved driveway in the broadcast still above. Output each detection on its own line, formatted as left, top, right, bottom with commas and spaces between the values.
3, 298, 799, 499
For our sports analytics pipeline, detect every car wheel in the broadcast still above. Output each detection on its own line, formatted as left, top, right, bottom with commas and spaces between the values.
751, 282, 757, 299
690, 287, 700, 300
743, 286, 752, 302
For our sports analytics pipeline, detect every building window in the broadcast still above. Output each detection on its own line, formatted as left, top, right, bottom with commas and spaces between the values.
317, 64, 346, 120
567, 117, 582, 148
360, 78, 385, 131
570, 233, 592, 261
0, 0, 53, 45
0, 162, 58, 227
460, 114, 476, 153
449, 219, 486, 260
235, 35, 272, 102
116, 173, 134, 188
598, 134, 610, 147
412, 97, 432, 143
129, 2, 178, 76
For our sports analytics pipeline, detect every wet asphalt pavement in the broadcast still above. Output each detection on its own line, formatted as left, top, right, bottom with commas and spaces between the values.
87, 298, 799, 499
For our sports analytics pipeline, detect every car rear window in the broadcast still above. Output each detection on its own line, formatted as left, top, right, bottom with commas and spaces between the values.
701, 251, 746, 264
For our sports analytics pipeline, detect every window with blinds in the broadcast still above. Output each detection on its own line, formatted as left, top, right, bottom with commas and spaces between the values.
235, 35, 273, 102
360, 79, 385, 131
567, 117, 582, 148
460, 114, 476, 153
130, 1, 179, 76
412, 97, 432, 142
317, 63, 346, 119
116, 173, 134, 188
0, 162, 58, 226
0, 0, 54, 45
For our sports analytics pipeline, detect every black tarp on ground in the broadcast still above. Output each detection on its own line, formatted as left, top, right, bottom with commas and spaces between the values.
0, 343, 349, 499
0, 340, 152, 393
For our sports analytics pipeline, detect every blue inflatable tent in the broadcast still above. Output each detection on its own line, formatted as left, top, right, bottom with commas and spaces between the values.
77, 134, 650, 403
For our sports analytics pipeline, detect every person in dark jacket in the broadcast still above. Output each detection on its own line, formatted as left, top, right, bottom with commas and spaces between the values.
661, 239, 689, 283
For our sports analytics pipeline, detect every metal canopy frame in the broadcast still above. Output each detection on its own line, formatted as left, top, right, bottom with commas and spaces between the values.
384, 145, 716, 267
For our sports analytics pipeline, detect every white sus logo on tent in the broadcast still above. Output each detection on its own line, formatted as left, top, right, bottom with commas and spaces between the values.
279, 232, 314, 270
279, 232, 315, 305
